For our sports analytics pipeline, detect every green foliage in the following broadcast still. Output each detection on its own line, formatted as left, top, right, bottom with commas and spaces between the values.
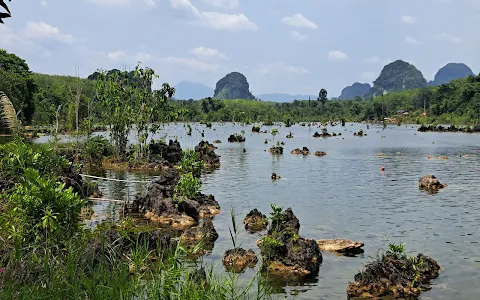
175, 149, 204, 178
2, 168, 85, 241
83, 135, 114, 164
95, 63, 174, 161
0, 142, 69, 182
269, 204, 284, 231
0, 49, 36, 123
174, 172, 200, 201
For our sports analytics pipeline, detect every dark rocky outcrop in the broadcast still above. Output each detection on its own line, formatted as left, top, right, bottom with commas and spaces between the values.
194, 141, 220, 168
314, 151, 327, 156
419, 175, 446, 191
222, 248, 258, 272
428, 63, 474, 86
213, 72, 255, 100
291, 147, 310, 155
286, 132, 294, 138
228, 134, 245, 142
213, 140, 221, 144
243, 209, 268, 233
128, 168, 220, 229
149, 140, 183, 166
259, 208, 322, 278
347, 253, 440, 299
369, 60, 427, 97
338, 82, 371, 100
252, 126, 260, 133
180, 218, 219, 246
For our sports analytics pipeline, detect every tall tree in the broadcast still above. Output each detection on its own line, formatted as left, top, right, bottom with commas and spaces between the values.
318, 88, 328, 105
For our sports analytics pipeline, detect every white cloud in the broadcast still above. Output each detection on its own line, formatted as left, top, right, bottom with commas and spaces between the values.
201, 0, 238, 8
435, 32, 462, 43
281, 13, 318, 30
402, 16, 417, 24
135, 52, 219, 72
258, 61, 309, 75
88, 0, 156, 6
289, 30, 307, 41
41, 1, 48, 7
360, 72, 376, 81
170, 0, 257, 31
405, 36, 420, 44
191, 46, 227, 59
328, 50, 348, 62
107, 50, 127, 61
23, 21, 76, 44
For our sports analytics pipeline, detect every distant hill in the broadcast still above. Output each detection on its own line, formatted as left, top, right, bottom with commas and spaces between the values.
173, 81, 213, 100
428, 63, 474, 86
257, 93, 317, 102
338, 82, 371, 100
368, 60, 427, 97
214, 72, 255, 100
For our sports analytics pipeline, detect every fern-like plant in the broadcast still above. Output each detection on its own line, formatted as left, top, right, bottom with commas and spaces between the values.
0, 91, 19, 134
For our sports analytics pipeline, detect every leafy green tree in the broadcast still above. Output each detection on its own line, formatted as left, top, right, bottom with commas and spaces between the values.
318, 88, 328, 105
0, 49, 36, 123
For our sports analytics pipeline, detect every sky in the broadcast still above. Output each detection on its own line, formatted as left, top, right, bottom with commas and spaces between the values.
0, 0, 479, 97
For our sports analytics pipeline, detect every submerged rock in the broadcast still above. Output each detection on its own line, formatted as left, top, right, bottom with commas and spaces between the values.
195, 141, 220, 168
317, 239, 364, 255
222, 248, 258, 272
213, 140, 221, 144
243, 209, 268, 233
291, 147, 310, 155
259, 208, 322, 278
314, 151, 327, 156
347, 252, 440, 299
419, 175, 446, 191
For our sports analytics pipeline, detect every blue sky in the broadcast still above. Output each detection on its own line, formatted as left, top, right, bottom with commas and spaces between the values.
0, 0, 478, 96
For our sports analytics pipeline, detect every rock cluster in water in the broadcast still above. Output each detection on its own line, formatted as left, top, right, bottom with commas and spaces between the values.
347, 253, 440, 298
418, 124, 480, 133
194, 141, 220, 168
149, 140, 183, 166
222, 248, 258, 273
129, 168, 220, 229
291, 147, 310, 155
258, 208, 322, 277
228, 134, 246, 142
419, 175, 446, 191
243, 209, 268, 233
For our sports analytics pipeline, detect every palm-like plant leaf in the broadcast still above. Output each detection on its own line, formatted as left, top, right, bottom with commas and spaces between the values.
0, 0, 11, 24
0, 91, 19, 132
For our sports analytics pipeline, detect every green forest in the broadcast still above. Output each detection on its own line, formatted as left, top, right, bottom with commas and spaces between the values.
2, 49, 480, 133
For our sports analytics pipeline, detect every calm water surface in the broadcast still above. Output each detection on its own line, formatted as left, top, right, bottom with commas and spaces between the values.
41, 123, 480, 299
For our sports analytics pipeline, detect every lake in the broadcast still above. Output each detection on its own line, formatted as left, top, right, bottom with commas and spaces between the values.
39, 123, 480, 299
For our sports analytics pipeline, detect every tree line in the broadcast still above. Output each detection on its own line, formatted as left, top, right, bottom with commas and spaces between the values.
1, 49, 480, 132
